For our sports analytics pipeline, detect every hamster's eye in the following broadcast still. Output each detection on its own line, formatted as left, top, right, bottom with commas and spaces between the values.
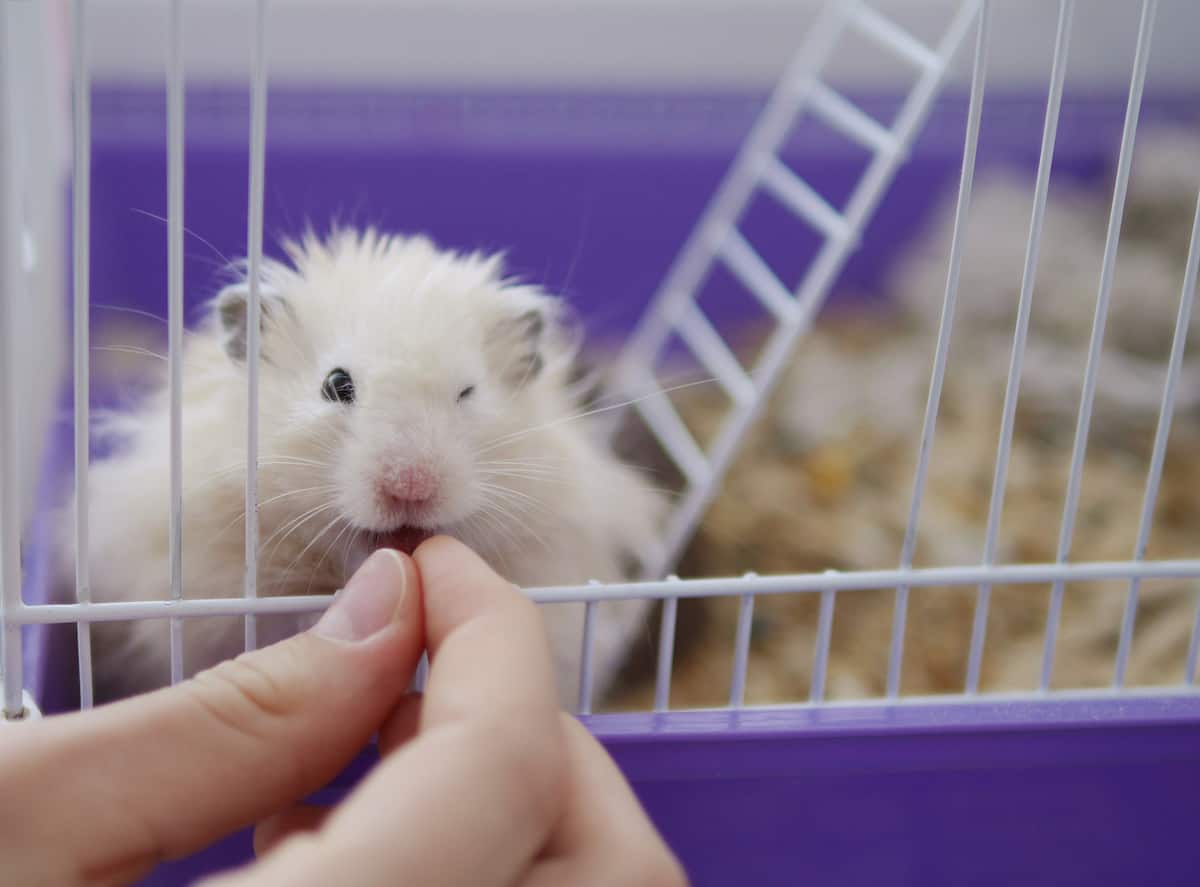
457, 385, 476, 403
322, 368, 356, 404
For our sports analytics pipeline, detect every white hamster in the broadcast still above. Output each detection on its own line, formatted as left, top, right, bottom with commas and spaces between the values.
60, 228, 664, 707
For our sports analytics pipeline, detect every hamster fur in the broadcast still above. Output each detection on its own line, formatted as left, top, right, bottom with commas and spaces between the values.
59, 228, 664, 707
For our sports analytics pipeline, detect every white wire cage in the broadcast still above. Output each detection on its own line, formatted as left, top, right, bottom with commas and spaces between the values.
1, 0, 1199, 730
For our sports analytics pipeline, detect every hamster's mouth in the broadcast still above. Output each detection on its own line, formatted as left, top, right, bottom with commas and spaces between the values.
367, 526, 435, 556
341, 526, 439, 581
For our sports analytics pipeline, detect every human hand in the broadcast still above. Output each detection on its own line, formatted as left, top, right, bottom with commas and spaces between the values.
0, 536, 686, 887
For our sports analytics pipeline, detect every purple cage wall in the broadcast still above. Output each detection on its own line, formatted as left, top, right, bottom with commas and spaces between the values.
22, 85, 1200, 885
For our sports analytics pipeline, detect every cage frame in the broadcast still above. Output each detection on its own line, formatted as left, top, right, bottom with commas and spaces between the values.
3, 0, 1200, 883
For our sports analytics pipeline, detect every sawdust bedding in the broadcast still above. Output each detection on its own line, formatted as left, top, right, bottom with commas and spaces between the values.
606, 126, 1200, 711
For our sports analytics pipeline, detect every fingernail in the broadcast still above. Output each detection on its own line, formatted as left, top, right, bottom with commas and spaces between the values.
314, 549, 408, 641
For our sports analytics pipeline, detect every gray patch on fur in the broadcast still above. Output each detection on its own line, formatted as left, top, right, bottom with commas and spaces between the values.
494, 308, 546, 386
216, 282, 285, 362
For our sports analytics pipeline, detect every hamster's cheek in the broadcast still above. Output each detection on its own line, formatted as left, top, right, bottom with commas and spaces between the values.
434, 469, 480, 526
332, 446, 379, 528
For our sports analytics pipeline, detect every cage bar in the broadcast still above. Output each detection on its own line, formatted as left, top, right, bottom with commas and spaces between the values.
810, 587, 836, 703
166, 0, 185, 685
70, 0, 95, 709
0, 0, 24, 718
1189, 600, 1200, 686
244, 0, 269, 651
577, 598, 598, 715
19, 558, 1200, 626
967, 0, 1074, 695
729, 591, 755, 707
1042, 0, 1157, 691
890, 0, 992, 699
0, 275, 19, 717
653, 588, 679, 712
1115, 191, 1200, 688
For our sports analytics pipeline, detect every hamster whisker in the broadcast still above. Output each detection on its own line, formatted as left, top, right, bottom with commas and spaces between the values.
476, 377, 717, 455
260, 501, 339, 558
88, 345, 210, 378
129, 207, 235, 267
456, 514, 509, 570
477, 460, 566, 475
474, 464, 566, 483
476, 481, 547, 516
92, 344, 170, 363
182, 486, 340, 566
183, 460, 332, 497
215, 484, 340, 534
335, 528, 357, 587
257, 485, 341, 510
271, 512, 349, 592
188, 460, 329, 487
259, 500, 342, 565
477, 458, 564, 471
479, 474, 571, 492
636, 483, 684, 503
465, 503, 526, 556
475, 456, 567, 472
286, 427, 341, 457
477, 468, 571, 496
473, 493, 550, 554
174, 476, 326, 560
264, 512, 345, 587
300, 518, 357, 596
477, 469, 562, 482
94, 303, 200, 335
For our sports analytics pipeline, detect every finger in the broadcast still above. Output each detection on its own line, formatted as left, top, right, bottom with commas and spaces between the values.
523, 716, 687, 887
415, 535, 562, 733
202, 535, 568, 887
250, 680, 425, 860
254, 806, 331, 857
0, 549, 423, 887
377, 692, 423, 755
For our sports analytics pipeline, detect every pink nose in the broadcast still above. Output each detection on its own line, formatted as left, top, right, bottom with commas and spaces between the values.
379, 465, 438, 507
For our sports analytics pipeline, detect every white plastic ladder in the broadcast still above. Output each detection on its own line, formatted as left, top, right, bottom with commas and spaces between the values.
610, 0, 984, 581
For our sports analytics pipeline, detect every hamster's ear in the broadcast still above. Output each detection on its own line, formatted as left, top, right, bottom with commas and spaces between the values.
488, 306, 546, 387
214, 282, 285, 362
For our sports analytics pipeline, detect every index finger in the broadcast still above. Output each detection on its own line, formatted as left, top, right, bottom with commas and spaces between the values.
414, 534, 563, 734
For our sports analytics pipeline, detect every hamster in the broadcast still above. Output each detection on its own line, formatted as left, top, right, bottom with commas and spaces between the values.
59, 228, 665, 708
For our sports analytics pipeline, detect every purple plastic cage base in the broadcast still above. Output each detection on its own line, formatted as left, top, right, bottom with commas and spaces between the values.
136, 695, 1200, 886
17, 86, 1200, 884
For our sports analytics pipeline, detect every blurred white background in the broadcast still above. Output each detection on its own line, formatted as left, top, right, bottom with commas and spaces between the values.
72, 0, 1200, 91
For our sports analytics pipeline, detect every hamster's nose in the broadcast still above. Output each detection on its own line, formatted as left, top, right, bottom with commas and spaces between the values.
378, 465, 439, 509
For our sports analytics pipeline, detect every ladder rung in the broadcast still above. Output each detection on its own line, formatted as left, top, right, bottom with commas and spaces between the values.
632, 376, 712, 488
757, 155, 852, 242
808, 81, 897, 155
715, 228, 797, 322
675, 303, 756, 406
850, 3, 941, 71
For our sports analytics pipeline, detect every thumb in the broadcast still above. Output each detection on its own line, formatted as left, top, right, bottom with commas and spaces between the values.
0, 549, 422, 887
